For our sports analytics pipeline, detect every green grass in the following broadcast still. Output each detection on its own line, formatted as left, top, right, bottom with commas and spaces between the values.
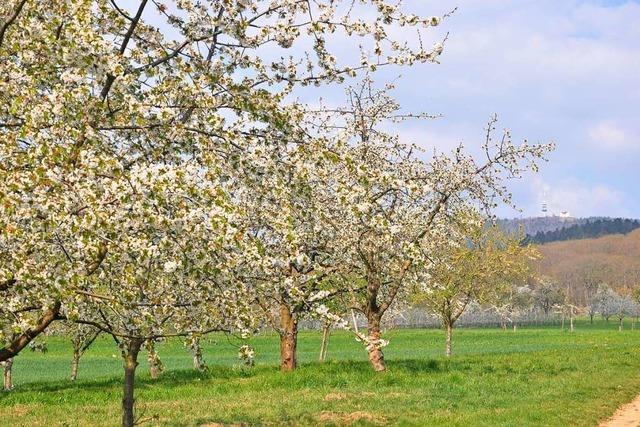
2, 319, 640, 426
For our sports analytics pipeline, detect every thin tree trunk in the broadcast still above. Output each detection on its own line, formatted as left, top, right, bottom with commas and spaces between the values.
445, 323, 453, 357
319, 323, 331, 362
570, 309, 574, 333
366, 313, 386, 372
279, 304, 298, 371
561, 311, 565, 331
619, 318, 623, 332
2, 358, 12, 391
513, 323, 517, 332
71, 350, 80, 381
351, 310, 359, 334
590, 313, 594, 324
122, 339, 143, 427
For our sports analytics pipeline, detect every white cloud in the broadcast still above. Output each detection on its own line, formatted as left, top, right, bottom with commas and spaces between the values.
588, 120, 637, 152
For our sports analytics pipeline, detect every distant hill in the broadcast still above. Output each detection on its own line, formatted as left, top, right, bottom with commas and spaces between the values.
526, 218, 640, 244
498, 216, 587, 236
534, 228, 640, 304
498, 216, 640, 244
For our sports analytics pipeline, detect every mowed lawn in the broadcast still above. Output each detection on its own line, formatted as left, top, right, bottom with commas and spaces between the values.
2, 320, 640, 426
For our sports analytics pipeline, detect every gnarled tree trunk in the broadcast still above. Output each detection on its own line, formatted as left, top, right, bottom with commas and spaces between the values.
191, 337, 205, 371
279, 303, 298, 371
366, 313, 386, 372
146, 340, 160, 380
122, 338, 143, 427
71, 351, 80, 381
2, 358, 13, 391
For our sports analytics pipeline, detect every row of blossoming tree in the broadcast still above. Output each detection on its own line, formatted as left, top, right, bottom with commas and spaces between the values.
0, 1, 552, 425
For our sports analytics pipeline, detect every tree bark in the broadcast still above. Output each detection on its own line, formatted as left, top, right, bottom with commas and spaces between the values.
2, 358, 13, 391
319, 323, 331, 362
71, 351, 80, 381
146, 341, 160, 380
122, 339, 143, 427
279, 304, 298, 371
191, 337, 205, 371
0, 302, 60, 362
366, 313, 386, 372
445, 323, 453, 357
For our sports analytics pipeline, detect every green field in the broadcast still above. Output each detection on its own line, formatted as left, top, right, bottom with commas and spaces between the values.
2, 320, 640, 426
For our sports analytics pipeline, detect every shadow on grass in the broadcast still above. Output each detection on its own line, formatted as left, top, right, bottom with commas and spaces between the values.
3, 358, 452, 399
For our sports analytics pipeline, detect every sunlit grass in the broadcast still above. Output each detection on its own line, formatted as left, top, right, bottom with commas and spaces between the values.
1, 319, 640, 426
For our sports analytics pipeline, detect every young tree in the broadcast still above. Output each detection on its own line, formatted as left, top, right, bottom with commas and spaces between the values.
414, 219, 538, 356
533, 278, 565, 317
611, 295, 635, 331
595, 284, 618, 323
66, 322, 101, 381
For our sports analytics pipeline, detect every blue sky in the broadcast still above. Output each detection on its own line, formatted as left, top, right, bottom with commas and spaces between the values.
409, 0, 640, 219
298, 0, 640, 219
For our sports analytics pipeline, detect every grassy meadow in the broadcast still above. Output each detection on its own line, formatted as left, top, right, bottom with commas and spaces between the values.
2, 319, 640, 426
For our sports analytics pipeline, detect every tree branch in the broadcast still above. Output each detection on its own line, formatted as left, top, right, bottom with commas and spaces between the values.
0, 0, 28, 48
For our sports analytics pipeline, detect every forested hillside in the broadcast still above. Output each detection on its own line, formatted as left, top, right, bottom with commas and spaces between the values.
498, 216, 585, 235
527, 218, 640, 244
499, 217, 640, 244
534, 229, 640, 305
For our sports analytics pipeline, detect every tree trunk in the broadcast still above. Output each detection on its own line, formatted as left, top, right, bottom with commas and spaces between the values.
513, 323, 517, 332
2, 358, 13, 391
590, 313, 594, 324
71, 350, 80, 381
146, 340, 160, 380
279, 304, 298, 371
366, 313, 386, 372
619, 318, 623, 332
570, 310, 574, 333
191, 338, 205, 371
122, 339, 143, 427
445, 323, 453, 357
319, 323, 330, 362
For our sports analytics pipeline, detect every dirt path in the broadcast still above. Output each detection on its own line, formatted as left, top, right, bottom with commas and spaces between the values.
600, 395, 640, 427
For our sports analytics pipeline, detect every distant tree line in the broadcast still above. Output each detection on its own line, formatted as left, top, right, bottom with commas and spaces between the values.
525, 218, 640, 244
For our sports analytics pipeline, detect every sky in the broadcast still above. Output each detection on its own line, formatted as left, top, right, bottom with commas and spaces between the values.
144, 1, 640, 219
299, 0, 640, 219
